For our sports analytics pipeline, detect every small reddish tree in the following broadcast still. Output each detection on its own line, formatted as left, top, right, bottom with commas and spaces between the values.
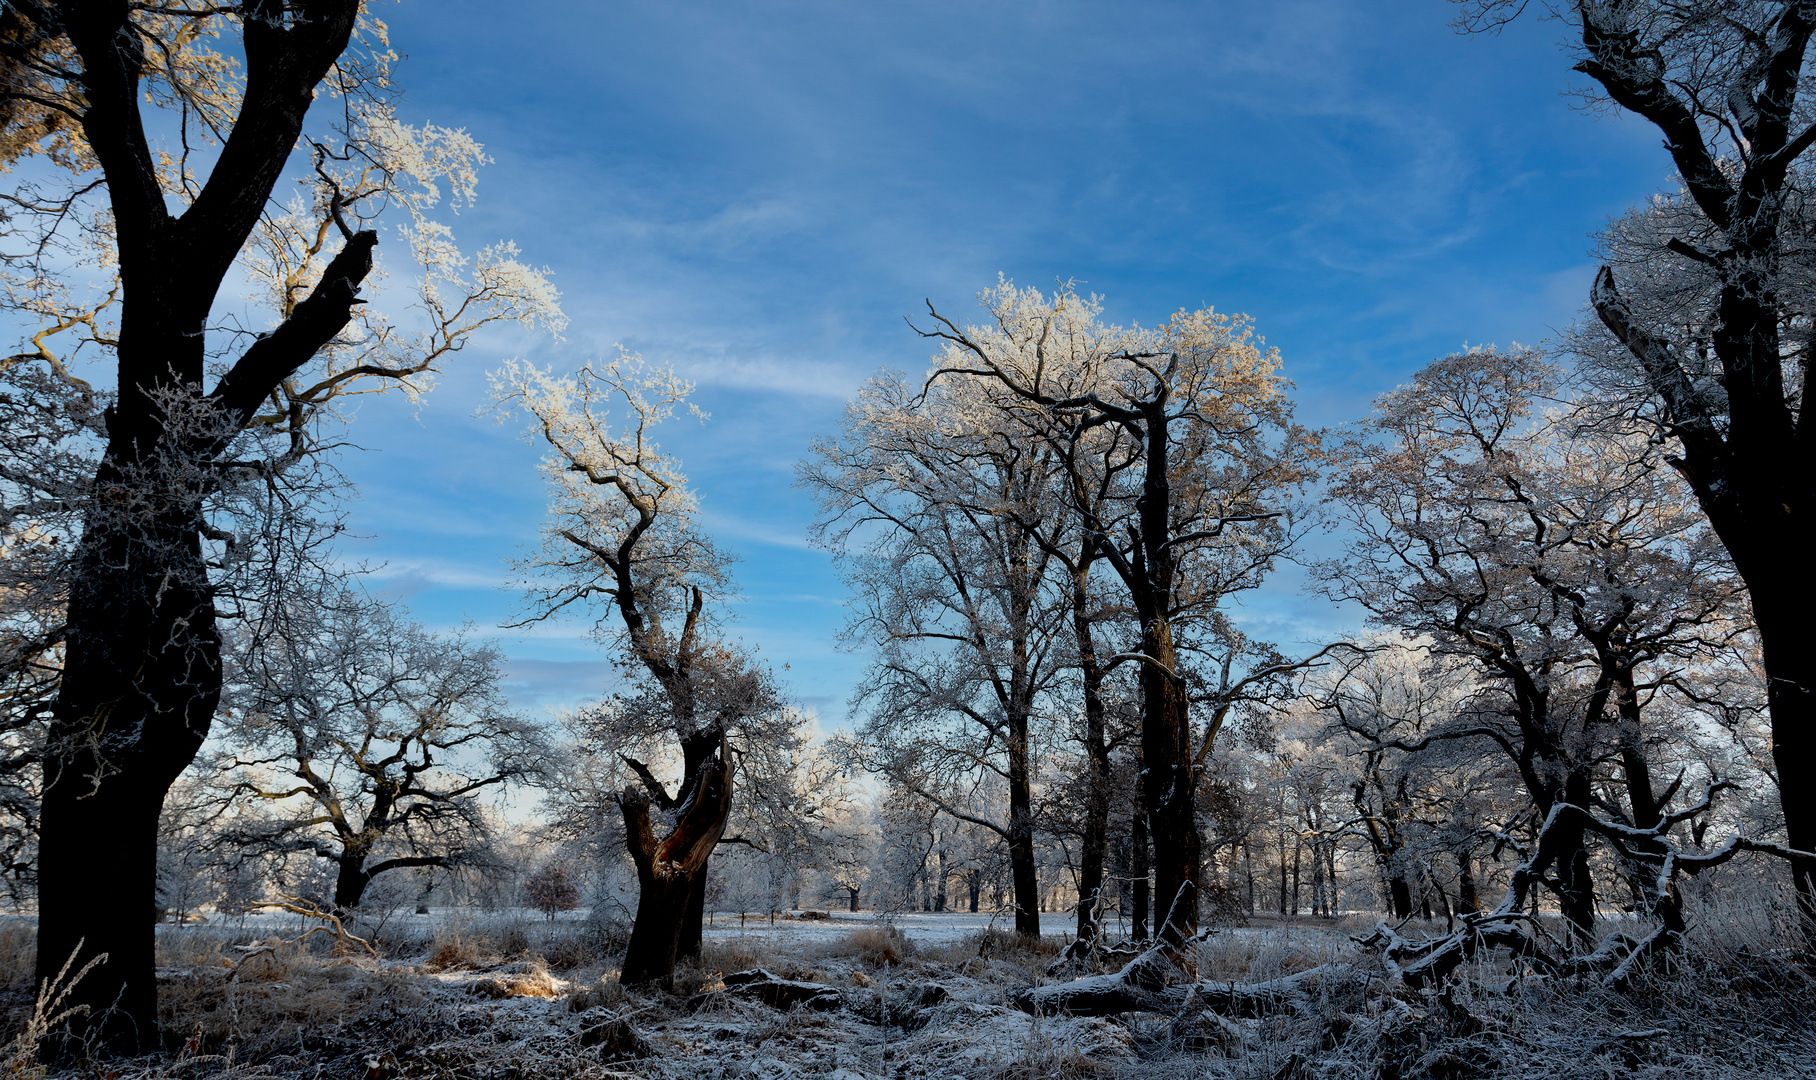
524, 862, 581, 922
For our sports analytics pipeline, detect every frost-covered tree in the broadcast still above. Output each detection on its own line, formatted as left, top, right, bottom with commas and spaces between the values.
0, 3, 562, 1043
912, 282, 1319, 938
494, 352, 795, 986
1460, 0, 1816, 922
209, 585, 549, 913
804, 367, 1071, 936
1318, 348, 1749, 939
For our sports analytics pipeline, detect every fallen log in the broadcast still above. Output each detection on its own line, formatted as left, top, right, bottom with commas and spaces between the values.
693, 968, 842, 1010
1016, 882, 1197, 1016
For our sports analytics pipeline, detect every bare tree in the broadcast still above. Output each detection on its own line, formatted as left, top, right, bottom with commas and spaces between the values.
0, 4, 562, 1044
804, 368, 1071, 936
1318, 348, 1749, 940
912, 282, 1319, 937
493, 352, 791, 985
1460, 0, 1816, 924
209, 585, 548, 913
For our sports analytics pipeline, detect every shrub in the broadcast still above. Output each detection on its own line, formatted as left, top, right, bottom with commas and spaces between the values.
524, 862, 582, 921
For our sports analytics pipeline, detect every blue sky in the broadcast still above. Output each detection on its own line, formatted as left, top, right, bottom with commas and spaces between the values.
329, 0, 1671, 728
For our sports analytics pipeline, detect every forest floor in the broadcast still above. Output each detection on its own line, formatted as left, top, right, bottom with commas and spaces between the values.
1, 905, 1812, 1079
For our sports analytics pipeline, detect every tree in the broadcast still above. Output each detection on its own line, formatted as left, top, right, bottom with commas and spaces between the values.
913, 282, 1318, 938
210, 584, 548, 914
1307, 641, 1510, 920
1318, 348, 1747, 940
0, 3, 561, 1046
1459, 0, 1816, 923
804, 368, 1071, 936
493, 352, 788, 986
524, 861, 581, 921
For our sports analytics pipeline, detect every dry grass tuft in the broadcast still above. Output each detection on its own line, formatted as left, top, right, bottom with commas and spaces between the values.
424, 927, 484, 972
471, 959, 562, 999
565, 973, 627, 1013
843, 924, 914, 968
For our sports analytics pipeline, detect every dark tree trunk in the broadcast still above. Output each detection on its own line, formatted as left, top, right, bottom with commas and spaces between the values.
1131, 810, 1150, 940
334, 852, 373, 913
1130, 402, 1200, 939
678, 872, 707, 960
1070, 553, 1113, 942
1456, 853, 1480, 914
848, 886, 860, 912
1388, 875, 1414, 920
36, 764, 167, 1052
1007, 707, 1041, 937
620, 740, 733, 987
33, 5, 372, 1051
1535, 768, 1596, 943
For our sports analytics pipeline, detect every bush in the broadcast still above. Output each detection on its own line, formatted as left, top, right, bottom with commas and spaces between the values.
524, 862, 581, 921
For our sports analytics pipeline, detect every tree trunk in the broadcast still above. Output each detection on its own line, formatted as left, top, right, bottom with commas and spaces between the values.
1007, 709, 1041, 937
1456, 853, 1479, 914
678, 872, 707, 960
1132, 402, 1201, 940
848, 886, 860, 912
1556, 772, 1597, 943
334, 852, 372, 913
36, 764, 168, 1053
1752, 601, 1816, 925
1131, 810, 1150, 940
39, 508, 218, 1052
1071, 557, 1112, 943
1139, 612, 1199, 937
1388, 875, 1414, 920
620, 740, 734, 987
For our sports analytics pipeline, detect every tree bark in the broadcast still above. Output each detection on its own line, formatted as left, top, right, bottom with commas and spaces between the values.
1130, 402, 1201, 939
334, 852, 373, 913
1387, 874, 1413, 921
1131, 809, 1150, 940
1069, 549, 1113, 943
619, 739, 734, 987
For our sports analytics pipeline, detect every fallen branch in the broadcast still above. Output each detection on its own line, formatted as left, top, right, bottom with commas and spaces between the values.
237, 895, 379, 960
1357, 781, 1815, 990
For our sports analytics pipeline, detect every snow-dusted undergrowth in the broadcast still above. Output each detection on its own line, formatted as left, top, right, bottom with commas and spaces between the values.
0, 906, 1810, 1079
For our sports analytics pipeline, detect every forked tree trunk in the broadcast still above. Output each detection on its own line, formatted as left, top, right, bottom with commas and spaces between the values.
620, 741, 734, 986
34, 5, 371, 1052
